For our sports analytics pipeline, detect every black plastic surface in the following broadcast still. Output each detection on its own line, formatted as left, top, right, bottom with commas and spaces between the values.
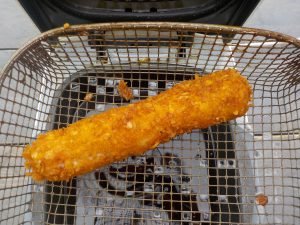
19, 0, 259, 31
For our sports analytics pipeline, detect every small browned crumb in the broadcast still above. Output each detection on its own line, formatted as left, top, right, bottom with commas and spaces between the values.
255, 194, 268, 206
118, 80, 133, 101
63, 23, 70, 29
79, 31, 89, 36
84, 93, 93, 102
100, 58, 108, 64
138, 57, 150, 63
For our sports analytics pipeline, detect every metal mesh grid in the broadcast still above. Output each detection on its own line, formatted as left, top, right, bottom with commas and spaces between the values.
0, 22, 299, 225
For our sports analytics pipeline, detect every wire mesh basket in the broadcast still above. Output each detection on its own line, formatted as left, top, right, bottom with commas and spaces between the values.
0, 22, 299, 225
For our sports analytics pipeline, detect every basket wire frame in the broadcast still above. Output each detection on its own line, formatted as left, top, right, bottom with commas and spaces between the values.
0, 22, 299, 225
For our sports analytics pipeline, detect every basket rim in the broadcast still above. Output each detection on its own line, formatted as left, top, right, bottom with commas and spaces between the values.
1, 22, 300, 79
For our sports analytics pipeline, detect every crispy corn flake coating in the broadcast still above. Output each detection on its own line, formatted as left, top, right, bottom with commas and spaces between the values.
23, 69, 252, 181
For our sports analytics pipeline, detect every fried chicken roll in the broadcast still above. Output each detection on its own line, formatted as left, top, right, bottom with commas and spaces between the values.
23, 69, 252, 181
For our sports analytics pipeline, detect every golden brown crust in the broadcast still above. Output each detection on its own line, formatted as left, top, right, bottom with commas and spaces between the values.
23, 69, 252, 181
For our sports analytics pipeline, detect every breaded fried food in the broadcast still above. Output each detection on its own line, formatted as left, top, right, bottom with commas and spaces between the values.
23, 69, 252, 181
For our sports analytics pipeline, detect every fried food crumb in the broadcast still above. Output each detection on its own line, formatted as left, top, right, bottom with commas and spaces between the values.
118, 80, 133, 101
255, 193, 268, 206
84, 93, 93, 102
138, 57, 150, 63
63, 23, 70, 29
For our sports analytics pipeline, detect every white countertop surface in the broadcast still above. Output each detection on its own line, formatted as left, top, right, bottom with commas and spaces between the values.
244, 0, 300, 38
0, 0, 39, 49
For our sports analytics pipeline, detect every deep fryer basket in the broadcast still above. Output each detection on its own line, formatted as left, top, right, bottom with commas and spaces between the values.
0, 22, 300, 225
